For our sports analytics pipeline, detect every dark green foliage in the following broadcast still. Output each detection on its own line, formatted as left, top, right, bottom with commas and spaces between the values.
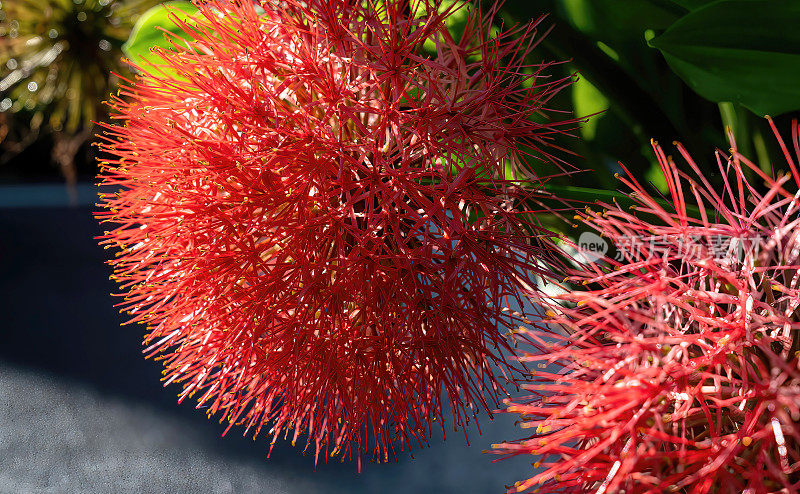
650, 0, 800, 116
496, 0, 800, 202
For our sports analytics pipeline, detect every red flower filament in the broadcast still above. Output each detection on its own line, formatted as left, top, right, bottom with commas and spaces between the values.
97, 0, 576, 466
495, 120, 800, 493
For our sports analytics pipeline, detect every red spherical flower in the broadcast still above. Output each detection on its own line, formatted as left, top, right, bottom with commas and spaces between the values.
97, 0, 576, 466
494, 120, 800, 493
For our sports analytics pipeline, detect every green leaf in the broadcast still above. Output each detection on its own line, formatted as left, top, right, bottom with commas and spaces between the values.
558, 0, 684, 41
669, 0, 760, 9
572, 74, 609, 140
668, 0, 714, 8
649, 0, 800, 116
122, 1, 199, 72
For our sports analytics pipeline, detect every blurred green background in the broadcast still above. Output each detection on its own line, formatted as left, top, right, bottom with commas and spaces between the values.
1, 0, 799, 199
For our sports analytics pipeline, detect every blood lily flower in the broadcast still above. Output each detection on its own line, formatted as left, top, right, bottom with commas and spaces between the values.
495, 119, 800, 493
97, 0, 576, 466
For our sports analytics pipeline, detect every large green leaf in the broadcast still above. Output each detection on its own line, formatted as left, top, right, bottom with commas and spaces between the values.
669, 0, 760, 9
572, 73, 608, 140
558, 0, 683, 41
122, 1, 199, 72
650, 0, 800, 116
668, 0, 714, 8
